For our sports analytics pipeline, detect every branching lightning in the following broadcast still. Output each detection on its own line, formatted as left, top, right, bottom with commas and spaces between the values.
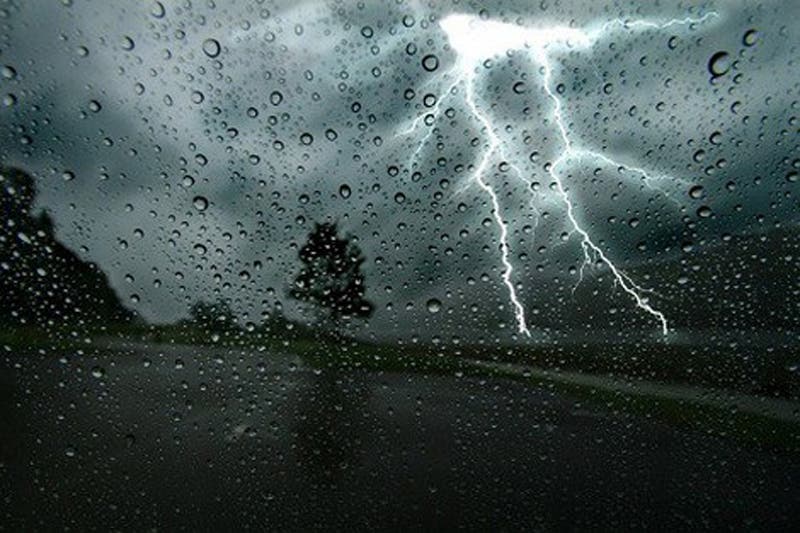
396, 11, 718, 337
463, 67, 532, 337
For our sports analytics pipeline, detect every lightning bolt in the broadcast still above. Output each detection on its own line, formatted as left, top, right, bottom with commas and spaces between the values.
463, 67, 532, 337
397, 11, 718, 337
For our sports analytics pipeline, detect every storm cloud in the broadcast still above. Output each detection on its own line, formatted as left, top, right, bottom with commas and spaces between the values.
1, 0, 798, 343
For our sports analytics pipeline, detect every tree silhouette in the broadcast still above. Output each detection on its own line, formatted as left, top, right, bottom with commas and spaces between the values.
290, 222, 373, 329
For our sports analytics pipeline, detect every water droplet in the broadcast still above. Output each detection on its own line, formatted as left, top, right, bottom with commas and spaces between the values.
426, 298, 441, 313
1, 65, 17, 80
394, 192, 406, 204
421, 54, 439, 72
192, 196, 208, 211
360, 26, 373, 38
688, 185, 705, 199
300, 132, 313, 145
339, 184, 351, 198
202, 38, 221, 58
62, 170, 75, 182
91, 366, 105, 378
693, 149, 706, 163
151, 1, 165, 18
325, 128, 338, 141
708, 51, 730, 77
742, 29, 759, 47
269, 91, 283, 105
121, 36, 135, 51
696, 205, 712, 218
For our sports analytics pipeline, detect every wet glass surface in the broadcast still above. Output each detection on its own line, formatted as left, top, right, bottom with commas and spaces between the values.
1, 0, 799, 530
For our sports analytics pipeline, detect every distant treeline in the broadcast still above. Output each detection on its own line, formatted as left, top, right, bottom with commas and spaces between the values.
0, 166, 339, 344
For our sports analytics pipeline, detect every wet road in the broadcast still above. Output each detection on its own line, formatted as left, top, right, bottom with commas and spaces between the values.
1, 343, 799, 531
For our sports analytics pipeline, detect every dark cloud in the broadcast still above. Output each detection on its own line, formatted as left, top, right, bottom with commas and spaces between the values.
1, 0, 797, 341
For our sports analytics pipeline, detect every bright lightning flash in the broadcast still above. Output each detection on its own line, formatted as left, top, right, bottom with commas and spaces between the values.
397, 12, 717, 337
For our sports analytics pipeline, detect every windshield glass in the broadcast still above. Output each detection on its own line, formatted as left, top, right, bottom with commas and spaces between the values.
1, 0, 798, 530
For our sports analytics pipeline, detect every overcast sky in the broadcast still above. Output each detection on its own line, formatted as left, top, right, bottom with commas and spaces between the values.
1, 0, 798, 343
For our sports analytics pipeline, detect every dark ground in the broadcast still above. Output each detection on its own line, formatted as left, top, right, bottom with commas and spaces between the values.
1, 344, 798, 531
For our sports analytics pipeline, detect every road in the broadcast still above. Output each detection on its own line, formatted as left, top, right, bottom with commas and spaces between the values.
470, 360, 800, 422
1, 342, 799, 531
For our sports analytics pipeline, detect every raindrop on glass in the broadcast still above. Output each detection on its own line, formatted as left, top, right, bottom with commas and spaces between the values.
192, 196, 209, 211
426, 298, 441, 313
742, 29, 759, 47
202, 38, 221, 58
696, 205, 712, 218
421, 54, 439, 72
708, 51, 730, 77
688, 185, 705, 199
